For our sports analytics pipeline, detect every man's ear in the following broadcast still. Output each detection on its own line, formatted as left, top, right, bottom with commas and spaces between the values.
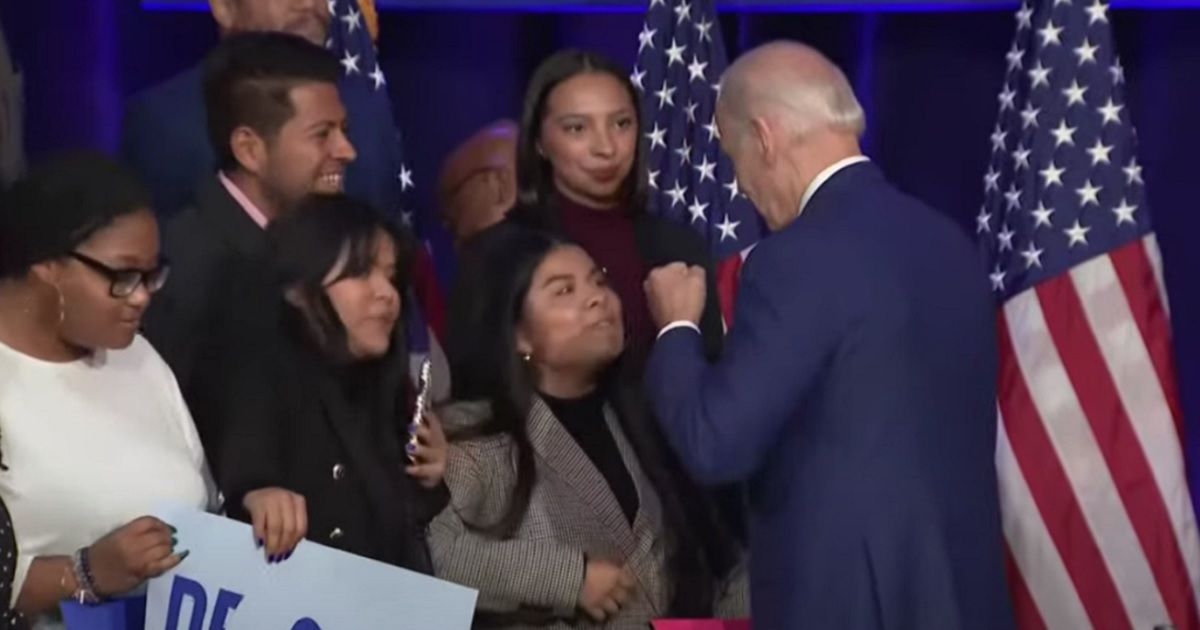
230, 127, 268, 177
751, 116, 776, 167
209, 0, 238, 33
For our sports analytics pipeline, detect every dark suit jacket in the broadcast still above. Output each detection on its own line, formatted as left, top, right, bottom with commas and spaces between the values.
646, 162, 1015, 629
142, 175, 268, 409
195, 296, 448, 571
122, 64, 405, 219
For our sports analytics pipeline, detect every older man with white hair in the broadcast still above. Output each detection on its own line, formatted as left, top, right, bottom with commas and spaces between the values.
642, 42, 1015, 629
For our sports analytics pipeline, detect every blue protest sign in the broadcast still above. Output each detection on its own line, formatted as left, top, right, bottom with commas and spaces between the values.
144, 507, 477, 629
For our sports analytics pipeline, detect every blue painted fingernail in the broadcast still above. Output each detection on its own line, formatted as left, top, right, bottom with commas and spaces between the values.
408, 422, 419, 432
177, 550, 190, 560
406, 443, 417, 453
256, 538, 263, 548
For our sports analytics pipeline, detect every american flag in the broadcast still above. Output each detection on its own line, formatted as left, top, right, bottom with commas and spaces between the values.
979, 1, 1200, 627
327, 0, 450, 397
633, 0, 764, 325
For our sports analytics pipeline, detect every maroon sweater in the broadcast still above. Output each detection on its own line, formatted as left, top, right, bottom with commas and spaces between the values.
558, 198, 656, 365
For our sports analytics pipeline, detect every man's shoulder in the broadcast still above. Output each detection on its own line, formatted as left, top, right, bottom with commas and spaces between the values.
127, 65, 203, 115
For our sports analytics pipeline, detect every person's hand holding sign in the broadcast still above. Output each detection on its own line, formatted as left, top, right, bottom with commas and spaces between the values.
243, 487, 307, 562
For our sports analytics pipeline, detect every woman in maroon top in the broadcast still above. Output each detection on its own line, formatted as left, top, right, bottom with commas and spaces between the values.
495, 49, 723, 372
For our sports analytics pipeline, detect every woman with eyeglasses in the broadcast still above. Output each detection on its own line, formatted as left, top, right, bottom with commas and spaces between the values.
0, 153, 215, 628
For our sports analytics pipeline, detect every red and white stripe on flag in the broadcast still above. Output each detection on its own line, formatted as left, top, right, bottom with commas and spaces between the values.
996, 233, 1200, 629
716, 244, 756, 330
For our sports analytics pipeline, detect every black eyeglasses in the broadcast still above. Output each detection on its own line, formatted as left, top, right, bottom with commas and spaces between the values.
69, 252, 171, 298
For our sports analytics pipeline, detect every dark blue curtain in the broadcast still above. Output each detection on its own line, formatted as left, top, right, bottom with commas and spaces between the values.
4, 3, 1200, 497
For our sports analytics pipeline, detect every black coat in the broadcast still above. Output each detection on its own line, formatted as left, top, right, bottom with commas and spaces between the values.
196, 297, 448, 572
143, 175, 270, 406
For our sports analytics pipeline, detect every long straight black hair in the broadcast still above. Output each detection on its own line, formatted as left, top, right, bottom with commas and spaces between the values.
445, 224, 740, 617
509, 49, 649, 230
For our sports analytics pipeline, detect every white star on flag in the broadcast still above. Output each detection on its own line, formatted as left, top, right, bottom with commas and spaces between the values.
638, 25, 657, 53
687, 56, 708, 83
655, 81, 677, 109
695, 155, 717, 183
1020, 242, 1045, 268
369, 64, 386, 90
1038, 21, 1064, 46
646, 124, 667, 150
1040, 161, 1066, 187
1112, 198, 1138, 225
1051, 120, 1077, 147
1031, 202, 1055, 228
715, 215, 740, 241
1064, 219, 1091, 246
1086, 139, 1114, 165
1098, 98, 1123, 125
666, 182, 687, 208
1076, 179, 1102, 206
340, 51, 360, 75
666, 39, 687, 67
397, 165, 414, 191
341, 7, 362, 33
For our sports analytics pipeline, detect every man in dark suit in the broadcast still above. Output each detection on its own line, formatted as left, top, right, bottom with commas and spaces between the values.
142, 32, 355, 409
643, 42, 1015, 629
121, 0, 398, 220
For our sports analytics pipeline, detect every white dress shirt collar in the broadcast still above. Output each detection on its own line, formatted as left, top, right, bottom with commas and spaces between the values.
798, 155, 871, 216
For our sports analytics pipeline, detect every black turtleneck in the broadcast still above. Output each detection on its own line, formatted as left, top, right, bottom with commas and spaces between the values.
541, 389, 639, 525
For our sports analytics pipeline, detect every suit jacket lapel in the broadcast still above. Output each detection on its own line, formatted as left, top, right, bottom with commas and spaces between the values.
527, 396, 638, 555
194, 176, 268, 260
604, 407, 667, 615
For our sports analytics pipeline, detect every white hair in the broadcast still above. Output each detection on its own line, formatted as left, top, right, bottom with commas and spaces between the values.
719, 49, 866, 141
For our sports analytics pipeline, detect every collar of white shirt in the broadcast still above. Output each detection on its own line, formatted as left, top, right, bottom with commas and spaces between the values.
798, 155, 871, 216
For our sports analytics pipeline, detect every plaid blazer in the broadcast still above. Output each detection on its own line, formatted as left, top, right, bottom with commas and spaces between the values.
429, 398, 747, 629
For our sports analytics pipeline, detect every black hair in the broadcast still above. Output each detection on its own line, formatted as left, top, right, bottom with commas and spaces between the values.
509, 49, 648, 229
0, 151, 152, 280
445, 224, 740, 617
266, 194, 414, 364
203, 31, 341, 172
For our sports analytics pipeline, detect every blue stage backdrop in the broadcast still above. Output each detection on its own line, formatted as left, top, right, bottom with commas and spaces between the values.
2, 2, 1199, 498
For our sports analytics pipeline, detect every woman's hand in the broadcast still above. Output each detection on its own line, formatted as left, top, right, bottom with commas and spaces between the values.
405, 411, 447, 489
578, 557, 636, 622
88, 516, 186, 597
242, 487, 307, 561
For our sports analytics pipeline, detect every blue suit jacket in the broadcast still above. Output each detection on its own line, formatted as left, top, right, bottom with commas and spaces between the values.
647, 162, 1015, 629
120, 64, 403, 219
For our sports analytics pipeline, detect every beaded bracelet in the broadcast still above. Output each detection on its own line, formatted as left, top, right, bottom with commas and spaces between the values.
71, 548, 101, 605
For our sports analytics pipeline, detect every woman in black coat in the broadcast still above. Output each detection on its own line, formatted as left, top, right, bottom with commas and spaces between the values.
193, 195, 448, 570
